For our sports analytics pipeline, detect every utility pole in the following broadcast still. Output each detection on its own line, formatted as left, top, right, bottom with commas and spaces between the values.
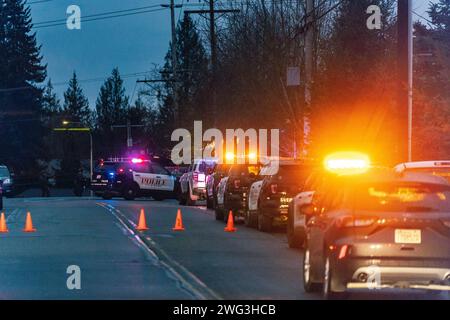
185, 2, 239, 127
397, 0, 413, 162
111, 121, 144, 148
209, 0, 217, 126
161, 1, 182, 127
303, 0, 315, 158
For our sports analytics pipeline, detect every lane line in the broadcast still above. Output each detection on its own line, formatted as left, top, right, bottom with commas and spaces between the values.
96, 202, 222, 300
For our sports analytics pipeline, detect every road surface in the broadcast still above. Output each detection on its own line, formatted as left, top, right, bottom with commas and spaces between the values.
0, 197, 447, 300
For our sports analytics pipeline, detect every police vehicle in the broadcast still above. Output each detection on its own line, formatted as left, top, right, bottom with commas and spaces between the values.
247, 160, 311, 232
91, 157, 177, 201
215, 163, 261, 221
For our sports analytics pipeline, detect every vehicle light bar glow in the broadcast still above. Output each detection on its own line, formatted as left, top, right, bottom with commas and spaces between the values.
131, 158, 144, 164
324, 152, 370, 175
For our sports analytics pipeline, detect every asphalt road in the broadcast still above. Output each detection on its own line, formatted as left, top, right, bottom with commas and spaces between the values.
0, 197, 448, 300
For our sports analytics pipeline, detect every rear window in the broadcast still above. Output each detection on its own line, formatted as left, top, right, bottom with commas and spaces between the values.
229, 165, 260, 176
0, 167, 10, 177
275, 165, 311, 182
197, 161, 216, 173
404, 168, 450, 183
351, 183, 450, 212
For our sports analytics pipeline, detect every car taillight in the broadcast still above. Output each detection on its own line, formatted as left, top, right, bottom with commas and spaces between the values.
234, 179, 240, 189
270, 184, 278, 194
338, 245, 349, 259
117, 168, 124, 174
336, 216, 376, 228
193, 172, 198, 182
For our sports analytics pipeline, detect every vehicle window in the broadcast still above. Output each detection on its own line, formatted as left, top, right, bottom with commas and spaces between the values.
0, 167, 10, 177
351, 183, 450, 212
198, 161, 215, 173
151, 163, 169, 175
404, 168, 450, 183
229, 165, 260, 176
275, 165, 311, 182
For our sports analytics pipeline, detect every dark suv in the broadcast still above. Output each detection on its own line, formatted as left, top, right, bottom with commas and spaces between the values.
302, 168, 450, 299
249, 161, 312, 232
205, 164, 231, 209
215, 164, 261, 221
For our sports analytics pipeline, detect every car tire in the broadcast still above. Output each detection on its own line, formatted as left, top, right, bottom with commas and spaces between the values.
186, 184, 196, 206
123, 184, 138, 201
302, 247, 322, 293
257, 213, 272, 232
178, 187, 187, 205
215, 206, 224, 221
323, 256, 347, 300
206, 196, 213, 209
244, 209, 258, 228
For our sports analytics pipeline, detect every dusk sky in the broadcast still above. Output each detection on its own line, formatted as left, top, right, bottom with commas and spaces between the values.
28, 0, 436, 108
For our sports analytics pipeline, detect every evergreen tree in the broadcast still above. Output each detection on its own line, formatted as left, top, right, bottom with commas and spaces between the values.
95, 68, 129, 130
0, 0, 46, 168
94, 68, 129, 156
41, 79, 61, 119
63, 72, 91, 125
158, 16, 209, 150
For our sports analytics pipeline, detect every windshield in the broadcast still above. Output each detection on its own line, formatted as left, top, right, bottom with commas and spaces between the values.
229, 165, 260, 176
352, 183, 450, 212
404, 168, 450, 183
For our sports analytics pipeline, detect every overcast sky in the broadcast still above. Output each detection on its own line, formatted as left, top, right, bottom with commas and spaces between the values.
28, 0, 437, 108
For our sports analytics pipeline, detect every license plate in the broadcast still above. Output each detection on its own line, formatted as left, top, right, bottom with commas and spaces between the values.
395, 229, 421, 244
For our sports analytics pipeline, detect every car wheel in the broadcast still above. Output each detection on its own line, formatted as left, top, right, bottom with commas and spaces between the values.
215, 206, 224, 221
178, 187, 187, 205
123, 184, 138, 201
303, 247, 321, 293
323, 256, 347, 300
244, 209, 258, 228
186, 184, 197, 206
206, 196, 213, 209
257, 213, 272, 232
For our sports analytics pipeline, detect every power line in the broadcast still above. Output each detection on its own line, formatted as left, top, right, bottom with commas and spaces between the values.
0, 70, 154, 93
34, 7, 169, 29
34, 4, 163, 26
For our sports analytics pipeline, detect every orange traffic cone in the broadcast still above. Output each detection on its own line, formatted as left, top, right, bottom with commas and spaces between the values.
172, 209, 185, 231
224, 210, 237, 232
136, 208, 149, 231
0, 212, 9, 233
23, 212, 36, 233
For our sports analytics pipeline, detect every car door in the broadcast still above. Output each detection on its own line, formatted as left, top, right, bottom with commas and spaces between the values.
216, 176, 228, 206
150, 163, 175, 192
248, 166, 271, 211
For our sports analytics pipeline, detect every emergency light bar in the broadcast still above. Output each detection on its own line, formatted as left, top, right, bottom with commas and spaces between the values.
324, 152, 371, 175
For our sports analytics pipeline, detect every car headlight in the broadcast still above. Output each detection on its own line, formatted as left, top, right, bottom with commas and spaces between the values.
2, 178, 10, 185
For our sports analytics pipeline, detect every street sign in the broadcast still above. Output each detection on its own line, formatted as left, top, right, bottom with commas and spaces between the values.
287, 67, 300, 86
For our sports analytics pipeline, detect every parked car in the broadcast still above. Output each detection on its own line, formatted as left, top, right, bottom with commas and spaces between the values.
205, 163, 231, 209
0, 165, 14, 198
246, 160, 312, 232
303, 168, 450, 299
179, 159, 217, 206
215, 163, 261, 221
395, 161, 450, 183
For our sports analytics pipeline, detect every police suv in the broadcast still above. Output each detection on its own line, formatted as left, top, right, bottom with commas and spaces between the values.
92, 157, 177, 201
